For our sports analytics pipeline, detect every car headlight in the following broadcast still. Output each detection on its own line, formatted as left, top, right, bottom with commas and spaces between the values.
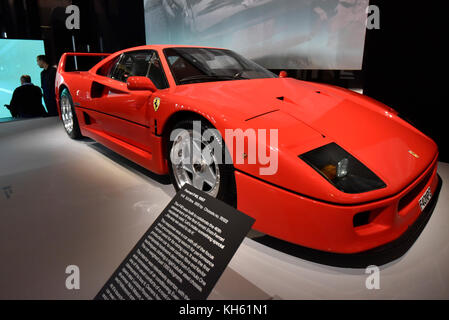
299, 143, 386, 194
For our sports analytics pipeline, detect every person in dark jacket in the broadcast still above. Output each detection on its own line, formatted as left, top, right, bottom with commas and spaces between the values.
37, 55, 58, 116
4, 75, 47, 118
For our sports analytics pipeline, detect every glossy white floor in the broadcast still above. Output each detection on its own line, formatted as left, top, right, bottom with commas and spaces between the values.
0, 117, 448, 300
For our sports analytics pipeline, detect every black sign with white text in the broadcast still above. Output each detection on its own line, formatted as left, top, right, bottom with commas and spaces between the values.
95, 185, 255, 300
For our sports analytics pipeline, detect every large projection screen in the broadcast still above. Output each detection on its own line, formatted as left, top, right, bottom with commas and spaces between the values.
144, 0, 369, 70
0, 39, 46, 119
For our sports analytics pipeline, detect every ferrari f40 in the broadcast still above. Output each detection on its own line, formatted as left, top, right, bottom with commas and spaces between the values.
55, 45, 440, 254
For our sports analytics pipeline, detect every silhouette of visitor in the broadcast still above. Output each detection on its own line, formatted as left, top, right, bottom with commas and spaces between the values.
37, 55, 58, 116
5, 75, 47, 119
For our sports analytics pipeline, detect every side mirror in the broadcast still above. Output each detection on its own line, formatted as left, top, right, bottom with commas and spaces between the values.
127, 76, 157, 92
279, 70, 288, 78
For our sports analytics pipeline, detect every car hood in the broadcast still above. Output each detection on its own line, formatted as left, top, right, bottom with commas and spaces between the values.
172, 78, 438, 203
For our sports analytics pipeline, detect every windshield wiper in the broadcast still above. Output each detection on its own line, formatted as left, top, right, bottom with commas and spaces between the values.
233, 72, 248, 80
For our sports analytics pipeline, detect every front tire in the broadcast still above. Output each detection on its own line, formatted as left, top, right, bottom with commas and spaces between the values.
60, 88, 82, 139
167, 119, 237, 207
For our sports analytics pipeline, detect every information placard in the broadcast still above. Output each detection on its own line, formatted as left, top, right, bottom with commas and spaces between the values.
96, 185, 255, 300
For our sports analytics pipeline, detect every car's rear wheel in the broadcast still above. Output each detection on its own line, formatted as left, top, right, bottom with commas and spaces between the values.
167, 119, 237, 207
60, 88, 82, 139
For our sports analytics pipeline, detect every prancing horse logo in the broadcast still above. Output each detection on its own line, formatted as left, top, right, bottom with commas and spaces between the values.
153, 97, 161, 112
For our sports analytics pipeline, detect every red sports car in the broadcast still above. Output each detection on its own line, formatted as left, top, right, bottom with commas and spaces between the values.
55, 45, 440, 254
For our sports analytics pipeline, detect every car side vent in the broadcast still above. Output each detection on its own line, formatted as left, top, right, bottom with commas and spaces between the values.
83, 112, 93, 125
276, 96, 284, 101
91, 81, 105, 98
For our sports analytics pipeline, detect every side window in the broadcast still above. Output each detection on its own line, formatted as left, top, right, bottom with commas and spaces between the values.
97, 56, 120, 77
110, 53, 135, 82
109, 50, 168, 89
146, 52, 169, 89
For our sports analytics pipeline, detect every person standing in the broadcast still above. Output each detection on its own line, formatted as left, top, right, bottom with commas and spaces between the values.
37, 55, 58, 116
5, 75, 47, 118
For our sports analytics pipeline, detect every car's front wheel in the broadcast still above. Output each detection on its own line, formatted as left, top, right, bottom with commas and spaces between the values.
167, 119, 237, 206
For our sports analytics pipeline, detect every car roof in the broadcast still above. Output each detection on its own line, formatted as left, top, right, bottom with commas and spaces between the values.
121, 44, 226, 52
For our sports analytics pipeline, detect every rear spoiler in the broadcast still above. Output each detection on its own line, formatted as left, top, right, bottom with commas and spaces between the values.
58, 52, 111, 73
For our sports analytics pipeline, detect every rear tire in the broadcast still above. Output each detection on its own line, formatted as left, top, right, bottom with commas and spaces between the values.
167, 119, 237, 207
60, 88, 82, 139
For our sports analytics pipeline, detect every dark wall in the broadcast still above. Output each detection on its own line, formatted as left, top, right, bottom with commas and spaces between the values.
0, 0, 146, 65
0, 0, 41, 39
363, 1, 448, 162
72, 0, 146, 53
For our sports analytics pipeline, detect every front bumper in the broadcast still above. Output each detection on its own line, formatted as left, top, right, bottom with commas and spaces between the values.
235, 155, 440, 255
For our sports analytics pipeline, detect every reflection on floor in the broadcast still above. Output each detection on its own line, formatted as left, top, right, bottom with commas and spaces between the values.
0, 118, 448, 299
0, 117, 15, 123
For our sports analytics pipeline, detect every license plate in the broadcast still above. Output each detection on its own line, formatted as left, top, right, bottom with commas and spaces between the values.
418, 187, 432, 211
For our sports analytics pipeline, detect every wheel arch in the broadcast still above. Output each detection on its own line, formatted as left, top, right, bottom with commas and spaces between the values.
57, 84, 70, 119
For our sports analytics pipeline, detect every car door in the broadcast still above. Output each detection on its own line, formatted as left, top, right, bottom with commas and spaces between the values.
93, 50, 169, 152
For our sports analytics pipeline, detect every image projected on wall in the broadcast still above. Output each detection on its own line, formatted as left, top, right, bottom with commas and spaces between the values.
144, 0, 369, 70
0, 39, 46, 119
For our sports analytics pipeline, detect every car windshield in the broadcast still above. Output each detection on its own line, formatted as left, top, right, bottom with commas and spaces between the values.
164, 47, 276, 85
